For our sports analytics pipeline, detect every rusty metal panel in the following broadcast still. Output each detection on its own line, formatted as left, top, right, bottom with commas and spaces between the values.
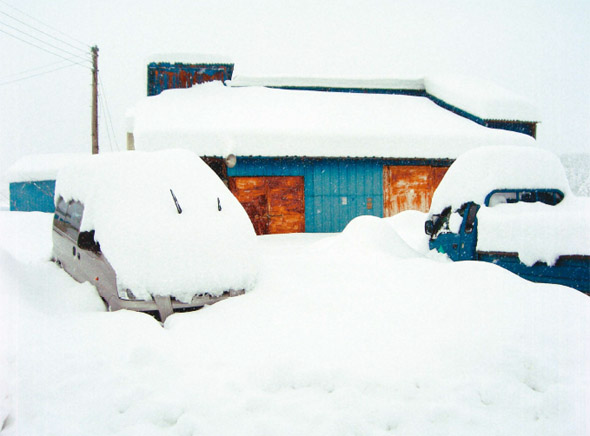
147, 62, 234, 96
383, 165, 449, 216
229, 176, 305, 235
431, 166, 448, 192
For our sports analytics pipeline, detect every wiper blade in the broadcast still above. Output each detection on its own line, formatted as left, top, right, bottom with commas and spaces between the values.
170, 189, 182, 214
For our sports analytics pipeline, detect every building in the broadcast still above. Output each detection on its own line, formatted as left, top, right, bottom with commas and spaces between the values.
7, 154, 84, 212
127, 59, 538, 234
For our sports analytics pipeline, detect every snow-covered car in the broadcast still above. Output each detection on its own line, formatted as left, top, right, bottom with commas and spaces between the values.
424, 146, 590, 293
52, 149, 258, 321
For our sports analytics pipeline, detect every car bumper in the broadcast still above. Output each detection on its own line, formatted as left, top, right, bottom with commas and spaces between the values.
109, 289, 245, 322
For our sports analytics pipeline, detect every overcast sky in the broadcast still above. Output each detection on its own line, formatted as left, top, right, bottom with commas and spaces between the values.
1, 0, 588, 186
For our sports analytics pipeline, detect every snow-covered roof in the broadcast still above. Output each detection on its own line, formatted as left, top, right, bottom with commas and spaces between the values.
424, 75, 540, 122
6, 153, 88, 183
130, 82, 535, 159
231, 75, 539, 123
429, 146, 572, 214
54, 149, 258, 301
230, 76, 424, 90
146, 53, 233, 65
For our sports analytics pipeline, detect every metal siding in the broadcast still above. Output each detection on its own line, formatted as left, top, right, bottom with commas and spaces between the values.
9, 180, 56, 212
226, 157, 409, 232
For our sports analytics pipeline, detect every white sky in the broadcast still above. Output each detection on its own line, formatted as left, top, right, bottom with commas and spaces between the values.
0, 0, 589, 182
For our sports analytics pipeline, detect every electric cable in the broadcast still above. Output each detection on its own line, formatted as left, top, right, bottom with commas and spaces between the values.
0, 18, 91, 63
0, 0, 90, 50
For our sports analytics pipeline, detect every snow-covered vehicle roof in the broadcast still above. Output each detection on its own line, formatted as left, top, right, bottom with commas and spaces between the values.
54, 149, 258, 301
429, 146, 572, 214
129, 82, 535, 159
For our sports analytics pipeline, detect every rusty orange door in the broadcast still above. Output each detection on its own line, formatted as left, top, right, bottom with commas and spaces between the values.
229, 176, 305, 235
383, 166, 448, 216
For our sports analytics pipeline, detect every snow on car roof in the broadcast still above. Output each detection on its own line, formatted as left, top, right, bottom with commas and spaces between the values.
54, 149, 258, 301
130, 82, 535, 159
429, 146, 572, 214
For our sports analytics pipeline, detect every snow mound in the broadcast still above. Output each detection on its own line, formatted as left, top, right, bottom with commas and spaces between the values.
430, 146, 572, 214
383, 210, 430, 254
54, 149, 258, 301
322, 215, 421, 259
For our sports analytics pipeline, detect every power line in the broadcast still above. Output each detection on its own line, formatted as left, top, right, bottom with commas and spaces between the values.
0, 27, 91, 67
0, 60, 86, 86
0, 9, 88, 55
0, 19, 90, 63
99, 76, 121, 151
0, 0, 90, 51
0, 57, 75, 79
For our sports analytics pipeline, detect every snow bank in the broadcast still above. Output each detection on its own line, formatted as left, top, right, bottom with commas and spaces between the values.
131, 82, 535, 159
430, 146, 572, 214
477, 196, 590, 265
6, 153, 87, 183
318, 215, 421, 259
424, 75, 539, 121
54, 149, 258, 301
384, 210, 431, 254
2, 212, 590, 436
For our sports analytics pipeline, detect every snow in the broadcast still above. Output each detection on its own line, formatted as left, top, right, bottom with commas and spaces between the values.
54, 149, 258, 302
429, 146, 572, 214
560, 153, 590, 197
146, 53, 234, 65
131, 82, 535, 159
228, 74, 539, 123
1, 211, 589, 436
424, 75, 540, 121
230, 75, 425, 90
5, 153, 88, 183
476, 197, 590, 265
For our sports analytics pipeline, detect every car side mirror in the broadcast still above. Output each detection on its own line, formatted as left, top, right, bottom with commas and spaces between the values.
424, 220, 434, 236
78, 230, 101, 253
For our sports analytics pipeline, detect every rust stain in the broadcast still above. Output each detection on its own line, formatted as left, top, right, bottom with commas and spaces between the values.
383, 165, 449, 216
229, 176, 305, 235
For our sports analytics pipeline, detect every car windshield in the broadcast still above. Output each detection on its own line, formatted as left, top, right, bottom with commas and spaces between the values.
485, 189, 564, 207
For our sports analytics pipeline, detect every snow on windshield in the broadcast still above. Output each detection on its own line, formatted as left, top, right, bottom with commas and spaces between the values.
54, 149, 258, 301
429, 146, 572, 214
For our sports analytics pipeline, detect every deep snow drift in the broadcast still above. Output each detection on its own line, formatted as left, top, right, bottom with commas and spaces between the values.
1, 211, 589, 436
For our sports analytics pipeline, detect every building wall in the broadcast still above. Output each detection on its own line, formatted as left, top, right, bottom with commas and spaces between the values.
227, 157, 451, 233
9, 180, 56, 212
147, 62, 234, 96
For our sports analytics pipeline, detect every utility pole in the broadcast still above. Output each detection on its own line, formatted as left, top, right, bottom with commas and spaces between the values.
91, 46, 99, 154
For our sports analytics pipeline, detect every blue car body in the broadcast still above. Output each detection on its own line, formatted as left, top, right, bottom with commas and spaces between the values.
426, 189, 590, 294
